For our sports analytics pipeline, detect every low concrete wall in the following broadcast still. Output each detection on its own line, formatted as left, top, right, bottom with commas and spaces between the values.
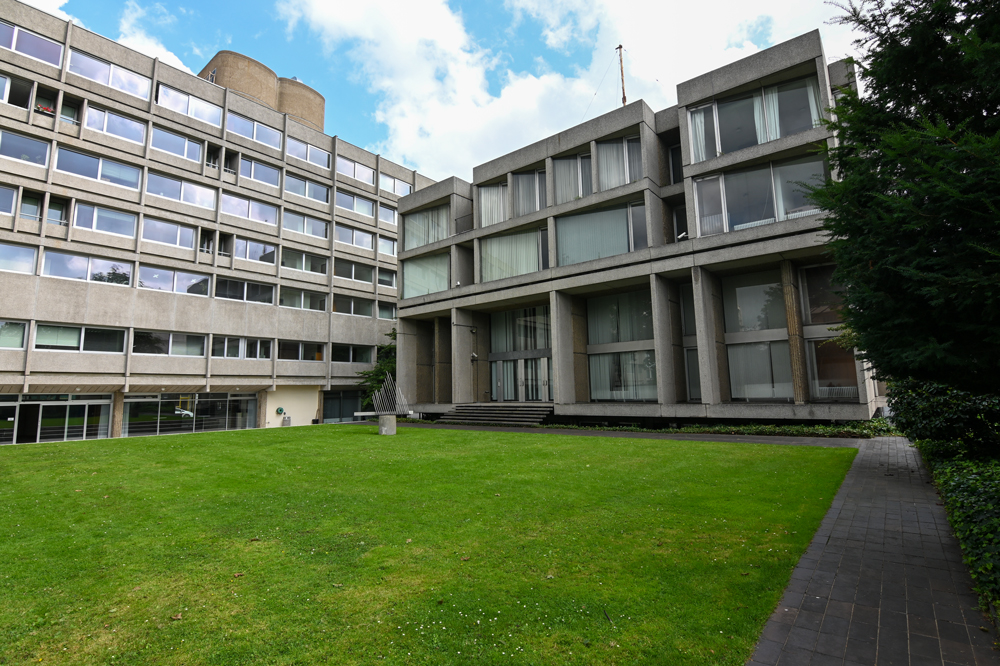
264, 385, 321, 428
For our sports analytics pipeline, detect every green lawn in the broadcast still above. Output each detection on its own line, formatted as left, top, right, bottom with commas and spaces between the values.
0, 425, 855, 665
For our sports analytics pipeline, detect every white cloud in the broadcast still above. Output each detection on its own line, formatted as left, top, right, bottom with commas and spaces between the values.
18, 0, 80, 24
117, 0, 192, 73
277, 0, 861, 181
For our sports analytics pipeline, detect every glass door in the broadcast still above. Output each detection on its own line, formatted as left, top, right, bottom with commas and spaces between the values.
491, 360, 518, 401
0, 406, 15, 444
523, 358, 552, 402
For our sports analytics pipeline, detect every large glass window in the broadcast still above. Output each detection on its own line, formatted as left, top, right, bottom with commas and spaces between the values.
722, 271, 786, 333
240, 158, 279, 187
69, 49, 150, 99
123, 392, 258, 437
333, 295, 374, 317
596, 136, 642, 191
335, 191, 374, 217
0, 320, 26, 348
553, 153, 592, 204
138, 265, 210, 296
142, 218, 196, 248
74, 204, 136, 238
403, 204, 449, 250
589, 351, 656, 402
377, 236, 396, 256
0, 186, 14, 215
378, 268, 396, 288
773, 156, 826, 220
43, 251, 131, 285
801, 265, 843, 324
0, 130, 49, 166
34, 325, 125, 353
1, 22, 63, 66
402, 253, 449, 299
512, 170, 546, 218
480, 182, 508, 226
283, 211, 328, 238
690, 76, 823, 163
226, 112, 281, 149
85, 107, 145, 144
379, 204, 397, 226
333, 259, 373, 283
807, 340, 859, 401
481, 229, 542, 282
133, 331, 205, 356
723, 165, 775, 231
336, 156, 375, 185
490, 306, 551, 353
379, 173, 412, 196
555, 202, 645, 266
587, 291, 653, 344
215, 278, 274, 304
0, 242, 36, 273
287, 137, 331, 168
220, 193, 277, 224
281, 249, 327, 274
151, 127, 202, 162
279, 288, 326, 311
146, 173, 217, 209
233, 238, 276, 264
728, 341, 793, 401
335, 224, 373, 250
277, 341, 325, 361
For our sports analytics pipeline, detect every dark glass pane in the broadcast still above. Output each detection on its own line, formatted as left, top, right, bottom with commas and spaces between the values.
57, 147, 99, 178
133, 330, 169, 354
175, 271, 209, 295
152, 127, 187, 157
146, 172, 182, 200
330, 344, 350, 362
717, 93, 762, 154
139, 266, 173, 290
124, 400, 159, 437
277, 341, 299, 360
215, 278, 245, 300
16, 30, 62, 66
82, 328, 125, 352
246, 283, 273, 304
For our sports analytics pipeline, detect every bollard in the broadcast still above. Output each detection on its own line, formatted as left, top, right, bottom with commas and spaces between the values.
378, 414, 397, 435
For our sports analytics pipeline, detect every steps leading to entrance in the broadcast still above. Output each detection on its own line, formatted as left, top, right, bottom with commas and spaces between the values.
437, 403, 554, 427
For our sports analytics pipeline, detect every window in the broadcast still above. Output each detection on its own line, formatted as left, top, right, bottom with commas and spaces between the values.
694, 156, 825, 236
336, 156, 375, 185
480, 182, 508, 226
43, 251, 131, 285
330, 344, 373, 362
673, 207, 689, 242
220, 193, 278, 224
285, 174, 329, 203
0, 242, 36, 274
378, 302, 396, 320
142, 218, 196, 249
334, 295, 373, 317
211, 336, 242, 358
377, 268, 396, 288
512, 170, 546, 217
68, 49, 150, 100
333, 259, 373, 283
587, 291, 653, 344
689, 76, 823, 163
277, 341, 324, 361
807, 340, 858, 401
233, 238, 276, 264
0, 21, 63, 67
147, 173, 217, 209
19, 194, 42, 221
801, 265, 843, 324
728, 341, 793, 401
481, 228, 548, 282
279, 288, 326, 311
403, 204, 449, 250
0, 186, 13, 215
245, 339, 272, 360
335, 191, 374, 217
669, 144, 683, 185
240, 158, 279, 187
283, 211, 328, 239
555, 202, 646, 266
597, 136, 642, 191
281, 249, 327, 274
377, 236, 396, 256
156, 84, 222, 126
35, 325, 125, 353
133, 331, 205, 356
553, 153, 592, 204
589, 351, 657, 402
685, 348, 701, 402
151, 127, 202, 162
0, 130, 49, 166
138, 265, 210, 296
215, 278, 274, 304
286, 137, 331, 168
226, 112, 281, 149
85, 107, 145, 144
60, 99, 80, 125
0, 74, 32, 109
335, 224, 373, 250
379, 173, 412, 196
73, 204, 136, 238
0, 320, 26, 348
722, 271, 786, 333
378, 204, 397, 225
56, 148, 140, 189
402, 254, 449, 299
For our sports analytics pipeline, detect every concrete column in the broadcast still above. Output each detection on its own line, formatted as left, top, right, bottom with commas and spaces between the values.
396, 318, 418, 404
589, 140, 599, 194
451, 308, 476, 404
544, 157, 554, 211
506, 172, 515, 222
546, 218, 557, 268
550, 290, 575, 404
780, 260, 809, 405
433, 317, 452, 404
651, 275, 682, 404
256, 389, 268, 429
691, 266, 728, 404
110, 390, 125, 438
571, 295, 590, 402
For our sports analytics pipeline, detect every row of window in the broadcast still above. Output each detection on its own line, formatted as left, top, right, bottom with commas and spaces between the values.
0, 320, 374, 363
336, 155, 413, 196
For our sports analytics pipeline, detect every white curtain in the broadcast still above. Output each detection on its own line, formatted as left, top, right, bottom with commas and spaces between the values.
626, 138, 643, 183
695, 177, 725, 236
480, 183, 508, 226
481, 230, 539, 282
555, 206, 630, 266
402, 253, 449, 298
403, 204, 449, 250
728, 341, 793, 400
690, 107, 708, 163
773, 156, 825, 220
587, 291, 653, 344
554, 157, 578, 205
763, 85, 781, 140
597, 140, 626, 191
752, 90, 768, 144
589, 351, 657, 401
806, 76, 823, 128
512, 173, 537, 218
491, 311, 516, 353
516, 306, 550, 350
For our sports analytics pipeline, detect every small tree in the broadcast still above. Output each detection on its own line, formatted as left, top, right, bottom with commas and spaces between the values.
356, 329, 397, 410
812, 0, 1000, 395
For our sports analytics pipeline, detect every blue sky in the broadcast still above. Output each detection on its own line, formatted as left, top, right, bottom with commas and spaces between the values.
33, 0, 860, 181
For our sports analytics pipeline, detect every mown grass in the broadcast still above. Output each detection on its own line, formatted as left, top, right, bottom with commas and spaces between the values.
0, 425, 855, 665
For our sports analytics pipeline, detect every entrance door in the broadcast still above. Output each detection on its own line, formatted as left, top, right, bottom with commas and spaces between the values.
491, 360, 518, 402
0, 406, 15, 445
523, 358, 551, 402
15, 404, 39, 444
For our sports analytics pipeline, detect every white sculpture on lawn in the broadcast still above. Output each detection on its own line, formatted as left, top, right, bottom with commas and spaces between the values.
356, 373, 411, 435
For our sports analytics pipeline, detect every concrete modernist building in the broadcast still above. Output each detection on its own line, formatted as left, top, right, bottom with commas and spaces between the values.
396, 31, 887, 425
0, 0, 432, 444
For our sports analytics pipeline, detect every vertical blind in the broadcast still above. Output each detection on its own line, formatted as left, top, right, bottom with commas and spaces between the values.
403, 204, 449, 250
402, 253, 449, 299
556, 205, 630, 266
480, 183, 508, 227
587, 290, 653, 344
512, 173, 537, 218
597, 140, 626, 191
480, 230, 539, 282
490, 306, 551, 353
553, 157, 578, 205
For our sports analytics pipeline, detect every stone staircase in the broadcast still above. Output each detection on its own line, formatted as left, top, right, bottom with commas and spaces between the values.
437, 403, 554, 427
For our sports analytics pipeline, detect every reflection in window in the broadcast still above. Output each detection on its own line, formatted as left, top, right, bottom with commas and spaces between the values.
403, 204, 449, 250
69, 49, 150, 99
0, 242, 35, 273
722, 271, 786, 333
402, 254, 449, 299
283, 211, 327, 238
589, 351, 657, 402
0, 130, 49, 165
555, 202, 645, 267
807, 340, 859, 400
728, 341, 793, 401
156, 84, 222, 125
801, 265, 843, 324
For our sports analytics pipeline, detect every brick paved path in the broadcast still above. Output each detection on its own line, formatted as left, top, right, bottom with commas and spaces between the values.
748, 437, 999, 666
